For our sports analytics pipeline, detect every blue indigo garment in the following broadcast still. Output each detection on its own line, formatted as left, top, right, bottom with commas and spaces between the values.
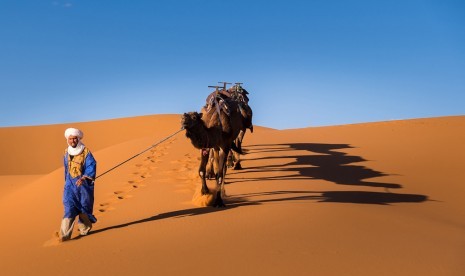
63, 147, 97, 223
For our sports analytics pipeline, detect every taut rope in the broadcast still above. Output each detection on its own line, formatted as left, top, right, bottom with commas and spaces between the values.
95, 127, 184, 180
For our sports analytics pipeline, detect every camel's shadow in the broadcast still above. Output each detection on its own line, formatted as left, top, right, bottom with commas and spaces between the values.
86, 143, 428, 239
226, 142, 428, 205
230, 143, 402, 189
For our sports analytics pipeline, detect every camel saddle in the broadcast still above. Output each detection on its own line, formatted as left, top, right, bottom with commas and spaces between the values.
204, 90, 232, 116
227, 86, 250, 104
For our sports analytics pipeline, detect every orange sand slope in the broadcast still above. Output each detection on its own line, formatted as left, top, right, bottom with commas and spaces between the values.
0, 115, 464, 275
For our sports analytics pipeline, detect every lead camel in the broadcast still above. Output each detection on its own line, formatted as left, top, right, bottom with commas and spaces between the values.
181, 100, 244, 207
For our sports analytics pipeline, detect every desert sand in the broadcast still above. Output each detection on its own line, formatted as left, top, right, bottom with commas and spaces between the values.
0, 114, 464, 275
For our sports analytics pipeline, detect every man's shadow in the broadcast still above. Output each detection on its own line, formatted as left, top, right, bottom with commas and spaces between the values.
89, 206, 237, 237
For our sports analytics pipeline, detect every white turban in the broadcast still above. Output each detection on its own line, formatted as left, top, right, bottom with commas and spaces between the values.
64, 128, 83, 140
65, 128, 85, 155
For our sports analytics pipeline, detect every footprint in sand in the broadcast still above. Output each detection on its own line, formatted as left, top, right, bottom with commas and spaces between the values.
145, 156, 161, 163
127, 179, 142, 184
113, 191, 130, 199
117, 195, 133, 200
152, 156, 164, 162
137, 161, 150, 167
173, 161, 194, 173
43, 232, 62, 247
170, 154, 205, 194
131, 171, 152, 178
140, 173, 151, 179
127, 180, 146, 189
113, 190, 133, 199
98, 205, 115, 213
97, 138, 177, 219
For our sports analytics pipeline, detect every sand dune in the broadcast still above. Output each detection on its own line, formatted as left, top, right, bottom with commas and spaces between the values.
0, 115, 464, 275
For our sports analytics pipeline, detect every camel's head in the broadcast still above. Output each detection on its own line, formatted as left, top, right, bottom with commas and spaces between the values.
181, 112, 203, 130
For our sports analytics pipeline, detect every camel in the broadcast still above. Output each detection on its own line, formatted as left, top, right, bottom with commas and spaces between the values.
181, 99, 244, 207
226, 84, 253, 170
228, 84, 253, 132
204, 84, 253, 172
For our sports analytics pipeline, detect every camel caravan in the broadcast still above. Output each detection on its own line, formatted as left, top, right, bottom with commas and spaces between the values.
181, 82, 253, 207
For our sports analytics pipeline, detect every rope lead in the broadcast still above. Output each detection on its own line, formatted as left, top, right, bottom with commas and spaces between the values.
95, 127, 184, 180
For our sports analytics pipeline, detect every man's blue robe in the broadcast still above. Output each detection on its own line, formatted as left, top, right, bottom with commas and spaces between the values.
63, 148, 97, 223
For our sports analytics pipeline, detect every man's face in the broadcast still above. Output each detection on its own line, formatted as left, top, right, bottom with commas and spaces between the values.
67, 136, 79, 148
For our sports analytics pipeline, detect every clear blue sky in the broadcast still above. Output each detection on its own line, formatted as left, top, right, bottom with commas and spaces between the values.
1, 0, 464, 129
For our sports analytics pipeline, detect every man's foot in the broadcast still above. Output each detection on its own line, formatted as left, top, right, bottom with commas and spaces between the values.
54, 231, 67, 243
78, 223, 92, 236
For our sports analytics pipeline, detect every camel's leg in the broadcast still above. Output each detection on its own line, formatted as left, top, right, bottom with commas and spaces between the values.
213, 148, 229, 207
238, 130, 245, 144
226, 151, 234, 168
232, 151, 242, 170
222, 149, 229, 188
212, 149, 220, 178
231, 130, 245, 170
198, 149, 210, 195
205, 148, 215, 180
217, 149, 228, 186
232, 136, 243, 170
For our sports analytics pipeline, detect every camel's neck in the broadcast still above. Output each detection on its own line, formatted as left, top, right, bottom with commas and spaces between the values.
185, 122, 211, 149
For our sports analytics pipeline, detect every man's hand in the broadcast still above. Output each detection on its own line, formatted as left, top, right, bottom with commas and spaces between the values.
76, 177, 84, 186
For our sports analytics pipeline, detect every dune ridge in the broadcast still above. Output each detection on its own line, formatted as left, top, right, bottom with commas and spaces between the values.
0, 115, 464, 275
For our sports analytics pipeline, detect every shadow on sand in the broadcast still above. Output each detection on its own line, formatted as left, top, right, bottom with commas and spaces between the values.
88, 206, 235, 237
88, 189, 427, 238
86, 143, 428, 238
227, 143, 428, 204
231, 143, 402, 189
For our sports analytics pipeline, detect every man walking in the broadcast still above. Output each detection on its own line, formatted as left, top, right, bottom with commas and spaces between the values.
59, 127, 97, 241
